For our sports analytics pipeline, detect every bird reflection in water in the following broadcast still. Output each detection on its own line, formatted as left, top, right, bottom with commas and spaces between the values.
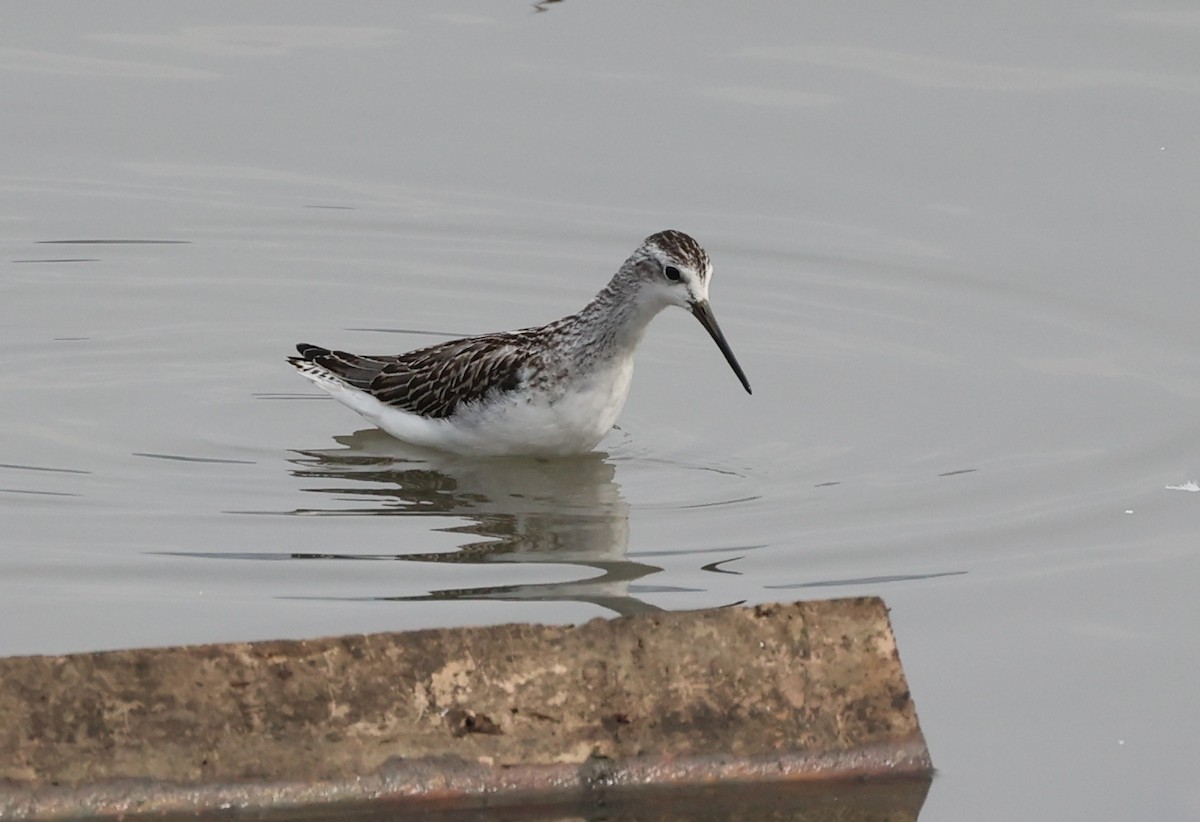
284, 429, 669, 616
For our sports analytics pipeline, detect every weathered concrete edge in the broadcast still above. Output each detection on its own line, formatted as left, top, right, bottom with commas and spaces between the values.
0, 736, 932, 820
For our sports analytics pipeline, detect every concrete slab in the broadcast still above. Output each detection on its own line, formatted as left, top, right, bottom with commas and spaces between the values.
0, 597, 929, 818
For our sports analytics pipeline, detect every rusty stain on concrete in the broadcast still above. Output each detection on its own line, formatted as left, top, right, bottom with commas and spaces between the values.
0, 597, 930, 818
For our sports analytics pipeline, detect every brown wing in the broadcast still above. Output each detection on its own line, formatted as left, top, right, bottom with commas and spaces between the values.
291, 336, 532, 419
291, 344, 398, 390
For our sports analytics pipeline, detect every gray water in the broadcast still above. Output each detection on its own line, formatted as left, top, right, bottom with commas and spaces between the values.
3, 4, 1199, 819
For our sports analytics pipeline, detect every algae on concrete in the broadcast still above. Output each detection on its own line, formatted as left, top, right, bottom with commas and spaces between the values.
0, 597, 929, 818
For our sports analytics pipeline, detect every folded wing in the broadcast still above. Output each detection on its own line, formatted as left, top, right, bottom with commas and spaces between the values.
290, 335, 530, 419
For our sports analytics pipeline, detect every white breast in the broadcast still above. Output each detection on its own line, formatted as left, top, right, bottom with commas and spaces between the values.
442, 357, 636, 456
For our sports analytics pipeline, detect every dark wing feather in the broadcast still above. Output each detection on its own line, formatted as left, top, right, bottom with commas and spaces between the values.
290, 343, 400, 390
369, 335, 530, 418
290, 336, 536, 419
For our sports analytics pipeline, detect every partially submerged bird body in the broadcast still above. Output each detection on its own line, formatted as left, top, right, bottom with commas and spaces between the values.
291, 330, 636, 457
289, 230, 750, 457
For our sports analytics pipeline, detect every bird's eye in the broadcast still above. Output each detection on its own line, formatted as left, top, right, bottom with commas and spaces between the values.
663, 265, 682, 282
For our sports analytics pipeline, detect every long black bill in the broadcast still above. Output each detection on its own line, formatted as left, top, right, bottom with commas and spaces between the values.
690, 300, 752, 394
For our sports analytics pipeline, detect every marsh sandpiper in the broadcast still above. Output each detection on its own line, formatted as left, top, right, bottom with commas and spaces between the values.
289, 230, 750, 456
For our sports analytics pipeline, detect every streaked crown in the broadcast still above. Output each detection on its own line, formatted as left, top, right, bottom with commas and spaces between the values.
642, 229, 712, 280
